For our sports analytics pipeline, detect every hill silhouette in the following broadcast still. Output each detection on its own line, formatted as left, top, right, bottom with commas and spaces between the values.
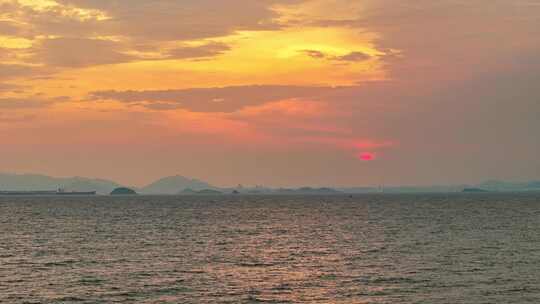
2, 172, 539, 195
0, 173, 121, 195
111, 187, 137, 195
140, 175, 215, 194
180, 188, 223, 195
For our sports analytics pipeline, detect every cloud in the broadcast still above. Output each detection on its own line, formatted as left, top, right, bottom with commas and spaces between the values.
0, 0, 304, 70
166, 42, 231, 60
0, 20, 21, 36
0, 83, 23, 92
89, 84, 399, 153
220, 99, 397, 159
301, 49, 371, 62
354, 140, 395, 150
0, 1, 103, 39
18, 0, 300, 41
0, 113, 35, 123
1, 0, 539, 186
228, 99, 342, 137
1, 1, 301, 69
31, 37, 134, 67
0, 97, 50, 109
0, 64, 40, 80
90, 85, 346, 113
26, 38, 231, 69
335, 51, 371, 62
232, 99, 328, 120
302, 49, 326, 59
0, 95, 68, 109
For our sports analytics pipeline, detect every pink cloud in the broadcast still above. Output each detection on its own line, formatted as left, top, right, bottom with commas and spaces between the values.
354, 140, 395, 149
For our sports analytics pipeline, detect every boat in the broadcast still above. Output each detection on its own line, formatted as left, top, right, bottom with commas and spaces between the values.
0, 191, 58, 196
0, 188, 96, 196
56, 191, 97, 196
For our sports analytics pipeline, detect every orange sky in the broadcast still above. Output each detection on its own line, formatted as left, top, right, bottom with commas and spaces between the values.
1, 0, 539, 186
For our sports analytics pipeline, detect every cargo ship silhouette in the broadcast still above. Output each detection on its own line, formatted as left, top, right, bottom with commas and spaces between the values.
0, 188, 96, 196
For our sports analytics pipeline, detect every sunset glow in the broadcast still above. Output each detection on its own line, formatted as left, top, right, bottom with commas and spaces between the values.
1, 0, 539, 186
2, 2, 539, 303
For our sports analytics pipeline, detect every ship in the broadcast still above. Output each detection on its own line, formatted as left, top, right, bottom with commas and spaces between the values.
0, 188, 96, 196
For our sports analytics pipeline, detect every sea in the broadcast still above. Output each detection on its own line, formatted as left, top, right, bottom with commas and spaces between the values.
1, 193, 539, 303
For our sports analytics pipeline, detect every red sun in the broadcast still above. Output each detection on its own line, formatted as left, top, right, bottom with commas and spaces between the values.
358, 152, 376, 161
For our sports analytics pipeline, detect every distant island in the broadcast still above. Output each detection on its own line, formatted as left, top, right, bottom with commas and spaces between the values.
273, 187, 342, 195
462, 188, 489, 193
142, 175, 214, 195
1, 173, 540, 195
180, 188, 223, 195
110, 187, 137, 195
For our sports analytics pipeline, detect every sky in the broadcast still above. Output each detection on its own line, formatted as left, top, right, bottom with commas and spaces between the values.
0, 0, 539, 187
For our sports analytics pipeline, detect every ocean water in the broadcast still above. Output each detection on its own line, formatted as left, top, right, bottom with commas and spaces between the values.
1, 193, 539, 303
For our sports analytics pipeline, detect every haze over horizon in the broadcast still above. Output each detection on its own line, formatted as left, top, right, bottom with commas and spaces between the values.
2, 171, 540, 190
1, 0, 539, 187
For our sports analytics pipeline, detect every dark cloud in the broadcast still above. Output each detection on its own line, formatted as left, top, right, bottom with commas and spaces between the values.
301, 49, 371, 62
0, 94, 68, 109
2, 0, 304, 69
335, 51, 371, 62
0, 2, 100, 39
90, 85, 349, 112
0, 97, 49, 109
32, 37, 134, 67
42, 0, 302, 41
0, 20, 21, 36
89, 84, 400, 118
2, 0, 540, 185
302, 50, 326, 58
167, 42, 231, 60
313, 1, 540, 82
0, 64, 39, 80
25, 37, 232, 69
0, 83, 23, 93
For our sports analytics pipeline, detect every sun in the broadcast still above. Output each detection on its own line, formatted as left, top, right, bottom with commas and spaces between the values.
358, 152, 376, 161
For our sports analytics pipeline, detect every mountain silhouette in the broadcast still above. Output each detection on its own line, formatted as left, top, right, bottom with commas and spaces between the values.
2, 172, 539, 195
140, 175, 215, 194
0, 173, 121, 195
